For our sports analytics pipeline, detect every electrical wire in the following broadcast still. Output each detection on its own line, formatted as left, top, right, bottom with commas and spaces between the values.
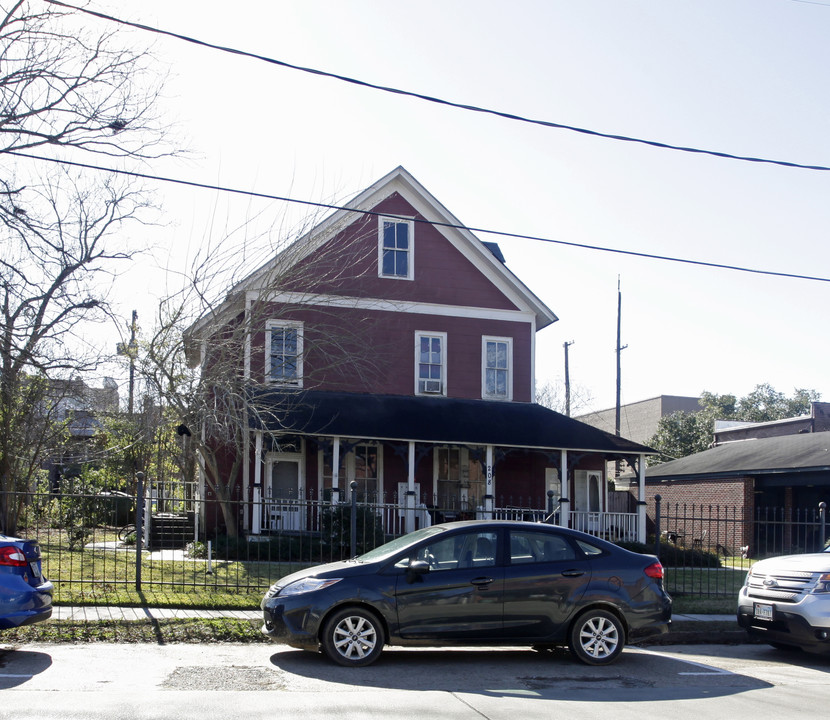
44, 0, 830, 173
10, 149, 830, 285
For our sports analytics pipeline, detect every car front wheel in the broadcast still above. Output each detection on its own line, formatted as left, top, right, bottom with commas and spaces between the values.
320, 607, 385, 667
569, 609, 625, 665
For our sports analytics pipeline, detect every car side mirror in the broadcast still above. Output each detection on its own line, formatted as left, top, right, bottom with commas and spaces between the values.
405, 559, 430, 582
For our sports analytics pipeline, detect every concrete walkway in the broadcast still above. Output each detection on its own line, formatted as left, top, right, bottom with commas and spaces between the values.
52, 606, 261, 621
50, 606, 732, 623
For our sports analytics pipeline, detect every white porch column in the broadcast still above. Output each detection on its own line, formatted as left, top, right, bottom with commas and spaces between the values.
252, 431, 263, 535
484, 445, 495, 518
405, 441, 416, 533
559, 449, 570, 528
331, 436, 341, 504
243, 432, 250, 533
637, 453, 647, 543
243, 293, 253, 533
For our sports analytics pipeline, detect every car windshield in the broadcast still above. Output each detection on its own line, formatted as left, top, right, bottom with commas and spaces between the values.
357, 525, 448, 563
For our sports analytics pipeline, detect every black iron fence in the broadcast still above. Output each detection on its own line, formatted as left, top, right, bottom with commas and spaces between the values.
653, 498, 828, 598
6, 484, 828, 600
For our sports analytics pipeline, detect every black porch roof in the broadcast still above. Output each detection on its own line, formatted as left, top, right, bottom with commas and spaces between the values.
251, 389, 653, 456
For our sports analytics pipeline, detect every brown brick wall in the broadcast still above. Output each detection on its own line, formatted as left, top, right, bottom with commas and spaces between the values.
643, 477, 755, 552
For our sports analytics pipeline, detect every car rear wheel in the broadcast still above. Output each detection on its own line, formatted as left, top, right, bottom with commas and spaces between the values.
569, 609, 625, 665
320, 607, 385, 667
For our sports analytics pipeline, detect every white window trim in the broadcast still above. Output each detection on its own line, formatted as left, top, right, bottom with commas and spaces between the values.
377, 216, 415, 280
265, 320, 304, 387
481, 336, 513, 401
415, 331, 447, 396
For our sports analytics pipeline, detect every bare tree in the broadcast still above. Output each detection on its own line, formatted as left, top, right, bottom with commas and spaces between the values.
0, 168, 155, 531
1, 0, 167, 160
535, 378, 594, 417
141, 209, 384, 537
0, 1, 169, 532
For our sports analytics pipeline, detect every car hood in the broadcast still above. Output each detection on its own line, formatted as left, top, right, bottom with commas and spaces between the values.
751, 552, 830, 575
270, 558, 372, 590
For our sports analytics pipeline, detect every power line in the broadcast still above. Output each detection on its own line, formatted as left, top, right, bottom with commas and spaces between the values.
45, 0, 830, 173
11, 149, 830, 285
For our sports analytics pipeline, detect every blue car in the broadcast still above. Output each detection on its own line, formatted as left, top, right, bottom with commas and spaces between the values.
0, 534, 53, 629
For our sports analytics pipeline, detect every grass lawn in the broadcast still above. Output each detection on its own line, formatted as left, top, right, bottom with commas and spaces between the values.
28, 528, 744, 618
34, 527, 315, 608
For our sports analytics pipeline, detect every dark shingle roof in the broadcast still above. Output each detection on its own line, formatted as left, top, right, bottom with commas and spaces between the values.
646, 431, 830, 480
251, 390, 653, 455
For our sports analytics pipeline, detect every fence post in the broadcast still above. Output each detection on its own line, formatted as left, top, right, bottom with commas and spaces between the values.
350, 480, 357, 558
654, 494, 662, 558
135, 471, 144, 592
820, 502, 827, 551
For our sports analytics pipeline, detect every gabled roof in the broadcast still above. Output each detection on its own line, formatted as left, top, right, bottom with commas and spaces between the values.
646, 431, 830, 481
251, 389, 653, 455
187, 166, 557, 341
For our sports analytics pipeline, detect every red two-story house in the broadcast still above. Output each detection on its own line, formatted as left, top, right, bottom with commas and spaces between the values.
186, 167, 652, 541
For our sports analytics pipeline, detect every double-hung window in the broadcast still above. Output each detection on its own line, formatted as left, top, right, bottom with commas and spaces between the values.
416, 331, 446, 395
266, 321, 303, 386
482, 336, 512, 400
379, 217, 414, 279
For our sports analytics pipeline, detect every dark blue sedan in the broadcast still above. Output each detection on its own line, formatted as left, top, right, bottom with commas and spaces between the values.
262, 520, 671, 666
0, 534, 53, 629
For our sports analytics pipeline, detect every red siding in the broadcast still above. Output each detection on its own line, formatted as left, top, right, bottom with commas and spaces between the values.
253, 303, 533, 401
289, 193, 520, 311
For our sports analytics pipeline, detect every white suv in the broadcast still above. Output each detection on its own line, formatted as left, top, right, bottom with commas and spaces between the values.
737, 547, 830, 654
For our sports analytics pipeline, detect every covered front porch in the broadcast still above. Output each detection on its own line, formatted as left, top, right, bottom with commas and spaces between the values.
242, 390, 653, 543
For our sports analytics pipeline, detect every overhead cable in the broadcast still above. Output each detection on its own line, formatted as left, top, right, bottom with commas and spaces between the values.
44, 0, 830, 173
10, 150, 830, 285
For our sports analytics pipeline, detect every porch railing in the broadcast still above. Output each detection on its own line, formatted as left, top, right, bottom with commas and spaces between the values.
256, 493, 636, 542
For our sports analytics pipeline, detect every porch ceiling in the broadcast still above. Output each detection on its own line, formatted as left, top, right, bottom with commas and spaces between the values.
250, 389, 653, 455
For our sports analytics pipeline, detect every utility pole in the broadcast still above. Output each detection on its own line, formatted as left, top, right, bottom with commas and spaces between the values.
615, 277, 627, 439
563, 340, 574, 417
117, 310, 138, 414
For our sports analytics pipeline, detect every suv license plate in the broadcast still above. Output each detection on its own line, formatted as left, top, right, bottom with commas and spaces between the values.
754, 603, 773, 621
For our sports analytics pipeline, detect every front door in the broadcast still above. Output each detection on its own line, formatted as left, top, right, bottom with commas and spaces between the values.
574, 470, 603, 533
266, 457, 303, 531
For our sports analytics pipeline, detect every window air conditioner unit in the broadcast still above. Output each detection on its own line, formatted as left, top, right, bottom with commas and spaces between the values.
423, 380, 442, 394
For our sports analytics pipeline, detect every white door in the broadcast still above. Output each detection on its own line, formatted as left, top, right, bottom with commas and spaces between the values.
574, 470, 603, 532
266, 458, 303, 531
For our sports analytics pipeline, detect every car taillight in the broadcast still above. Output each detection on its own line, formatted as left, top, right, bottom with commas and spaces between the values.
644, 562, 664, 579
0, 546, 28, 567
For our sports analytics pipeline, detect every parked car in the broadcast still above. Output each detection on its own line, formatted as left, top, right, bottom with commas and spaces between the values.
737, 546, 830, 654
0, 534, 53, 629
261, 520, 671, 666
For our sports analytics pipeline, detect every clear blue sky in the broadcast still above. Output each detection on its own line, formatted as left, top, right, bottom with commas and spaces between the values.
87, 0, 830, 414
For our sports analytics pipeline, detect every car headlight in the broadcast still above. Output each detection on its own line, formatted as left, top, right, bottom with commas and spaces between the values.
279, 577, 343, 597
812, 573, 830, 594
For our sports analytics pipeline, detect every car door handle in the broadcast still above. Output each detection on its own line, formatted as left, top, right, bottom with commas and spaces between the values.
471, 577, 494, 586
561, 569, 585, 577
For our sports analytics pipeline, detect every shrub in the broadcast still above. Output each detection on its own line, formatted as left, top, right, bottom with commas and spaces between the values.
321, 504, 386, 557
615, 540, 721, 568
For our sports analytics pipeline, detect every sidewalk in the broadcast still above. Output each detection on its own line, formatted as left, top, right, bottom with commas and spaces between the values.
50, 606, 733, 623
52, 606, 261, 621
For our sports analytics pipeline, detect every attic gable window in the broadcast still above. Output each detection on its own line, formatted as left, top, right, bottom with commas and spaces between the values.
266, 320, 303, 386
379, 217, 414, 280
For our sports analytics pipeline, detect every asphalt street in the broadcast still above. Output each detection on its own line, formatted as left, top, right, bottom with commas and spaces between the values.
1, 641, 828, 720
